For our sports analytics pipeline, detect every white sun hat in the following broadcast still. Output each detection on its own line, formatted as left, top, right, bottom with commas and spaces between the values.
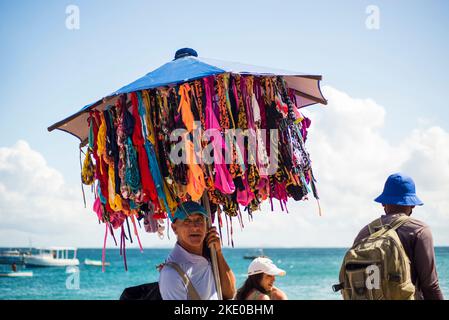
247, 257, 286, 276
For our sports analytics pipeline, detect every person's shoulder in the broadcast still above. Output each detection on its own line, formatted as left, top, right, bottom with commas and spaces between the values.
246, 289, 270, 301
353, 224, 371, 246
256, 293, 270, 300
159, 262, 188, 300
397, 216, 434, 243
159, 262, 185, 284
271, 287, 288, 300
404, 216, 431, 234
407, 216, 429, 228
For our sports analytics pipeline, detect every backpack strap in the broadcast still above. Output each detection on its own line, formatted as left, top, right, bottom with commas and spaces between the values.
164, 262, 201, 300
368, 215, 410, 235
368, 218, 384, 234
388, 215, 410, 231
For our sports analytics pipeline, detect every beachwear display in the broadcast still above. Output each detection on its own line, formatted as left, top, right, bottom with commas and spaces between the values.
79, 73, 320, 269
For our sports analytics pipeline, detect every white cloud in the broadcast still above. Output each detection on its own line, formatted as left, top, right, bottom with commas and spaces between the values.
0, 141, 100, 247
232, 85, 449, 247
1, 86, 449, 249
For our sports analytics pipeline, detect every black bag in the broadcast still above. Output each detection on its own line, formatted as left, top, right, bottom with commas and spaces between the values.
119, 262, 199, 300
119, 282, 162, 300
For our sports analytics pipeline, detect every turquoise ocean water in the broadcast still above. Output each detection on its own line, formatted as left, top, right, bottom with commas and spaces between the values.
1, 247, 448, 300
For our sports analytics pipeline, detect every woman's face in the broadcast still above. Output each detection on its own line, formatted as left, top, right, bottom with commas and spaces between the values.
260, 273, 276, 292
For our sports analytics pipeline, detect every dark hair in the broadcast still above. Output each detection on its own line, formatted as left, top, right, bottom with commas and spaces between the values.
235, 273, 269, 300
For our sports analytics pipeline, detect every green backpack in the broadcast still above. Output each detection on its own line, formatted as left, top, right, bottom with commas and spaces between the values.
333, 215, 415, 300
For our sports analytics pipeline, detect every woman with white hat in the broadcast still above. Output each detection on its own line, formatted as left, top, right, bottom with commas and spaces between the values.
235, 257, 288, 300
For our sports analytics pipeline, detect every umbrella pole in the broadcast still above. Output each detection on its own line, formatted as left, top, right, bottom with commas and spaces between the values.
202, 192, 223, 300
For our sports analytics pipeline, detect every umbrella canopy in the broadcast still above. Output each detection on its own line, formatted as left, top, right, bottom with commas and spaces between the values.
48, 48, 326, 145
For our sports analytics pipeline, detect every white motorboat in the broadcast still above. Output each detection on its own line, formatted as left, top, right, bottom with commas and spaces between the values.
24, 247, 79, 267
84, 258, 110, 267
0, 271, 33, 277
0, 249, 30, 265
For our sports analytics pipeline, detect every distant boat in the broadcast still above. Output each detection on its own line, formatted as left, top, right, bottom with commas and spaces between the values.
243, 249, 265, 260
0, 271, 33, 277
84, 259, 110, 267
0, 249, 30, 265
24, 247, 79, 267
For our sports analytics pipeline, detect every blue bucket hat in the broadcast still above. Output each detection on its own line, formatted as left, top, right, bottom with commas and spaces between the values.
171, 201, 208, 222
374, 173, 424, 206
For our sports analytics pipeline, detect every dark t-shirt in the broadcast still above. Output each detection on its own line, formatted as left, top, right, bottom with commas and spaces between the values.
353, 213, 444, 300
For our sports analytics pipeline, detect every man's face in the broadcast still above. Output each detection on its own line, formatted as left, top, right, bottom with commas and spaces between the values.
172, 213, 207, 251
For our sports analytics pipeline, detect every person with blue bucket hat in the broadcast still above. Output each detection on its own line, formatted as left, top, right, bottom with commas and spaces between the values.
374, 173, 424, 208
352, 173, 443, 299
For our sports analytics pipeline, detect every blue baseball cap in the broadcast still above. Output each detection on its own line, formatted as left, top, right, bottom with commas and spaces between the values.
171, 201, 208, 222
374, 173, 424, 206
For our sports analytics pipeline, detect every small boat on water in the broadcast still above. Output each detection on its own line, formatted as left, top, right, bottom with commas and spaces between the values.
0, 271, 33, 277
243, 249, 265, 260
24, 247, 79, 267
84, 259, 110, 267
0, 249, 31, 265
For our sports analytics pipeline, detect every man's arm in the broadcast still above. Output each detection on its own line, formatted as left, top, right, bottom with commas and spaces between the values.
215, 250, 236, 300
206, 227, 236, 300
414, 227, 444, 300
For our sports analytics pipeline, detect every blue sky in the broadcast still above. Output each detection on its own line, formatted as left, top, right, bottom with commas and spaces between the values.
1, 0, 448, 185
1, 1, 448, 247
